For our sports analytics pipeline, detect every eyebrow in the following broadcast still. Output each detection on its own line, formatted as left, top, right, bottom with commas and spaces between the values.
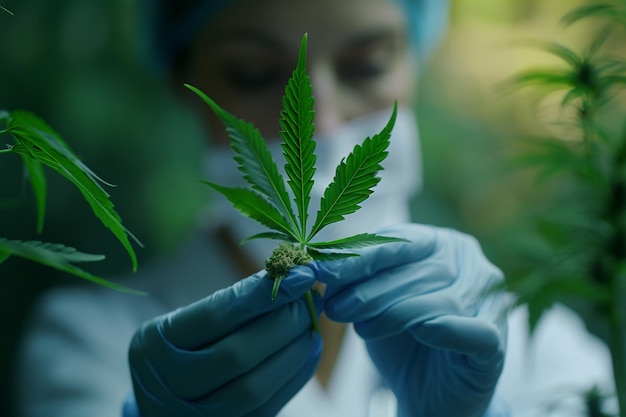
209, 29, 288, 52
342, 27, 406, 49
209, 26, 406, 53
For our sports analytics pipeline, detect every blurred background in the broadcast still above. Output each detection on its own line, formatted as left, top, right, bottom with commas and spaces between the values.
0, 0, 621, 415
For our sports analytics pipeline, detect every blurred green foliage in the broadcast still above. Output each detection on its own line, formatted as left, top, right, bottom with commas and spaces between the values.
0, 0, 615, 416
1, 1, 208, 415
501, 2, 626, 413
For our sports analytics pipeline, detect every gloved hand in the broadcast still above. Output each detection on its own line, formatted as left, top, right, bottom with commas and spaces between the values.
127, 267, 322, 417
312, 223, 510, 417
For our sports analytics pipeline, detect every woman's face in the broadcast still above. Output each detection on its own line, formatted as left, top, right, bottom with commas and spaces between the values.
183, 0, 418, 143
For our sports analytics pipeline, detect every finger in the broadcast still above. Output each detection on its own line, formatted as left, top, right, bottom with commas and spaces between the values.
323, 260, 458, 323
350, 292, 463, 339
161, 266, 317, 349
131, 329, 321, 417
243, 352, 319, 417
196, 331, 322, 416
351, 296, 505, 374
411, 316, 504, 362
311, 223, 437, 286
132, 298, 317, 400
411, 316, 505, 387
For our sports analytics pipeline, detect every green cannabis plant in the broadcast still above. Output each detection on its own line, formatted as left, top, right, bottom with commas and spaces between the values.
0, 110, 141, 293
1, 3, 140, 292
507, 1, 626, 415
186, 34, 407, 331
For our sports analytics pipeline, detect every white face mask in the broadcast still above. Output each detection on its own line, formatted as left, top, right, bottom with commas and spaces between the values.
203, 106, 422, 265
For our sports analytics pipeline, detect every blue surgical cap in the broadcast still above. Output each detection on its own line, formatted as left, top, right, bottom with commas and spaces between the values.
136, 0, 449, 75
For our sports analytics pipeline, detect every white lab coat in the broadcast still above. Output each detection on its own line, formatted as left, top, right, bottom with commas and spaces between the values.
15, 225, 616, 417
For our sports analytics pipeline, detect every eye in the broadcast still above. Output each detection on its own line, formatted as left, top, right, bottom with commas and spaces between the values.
224, 65, 282, 92
338, 60, 390, 82
336, 42, 395, 85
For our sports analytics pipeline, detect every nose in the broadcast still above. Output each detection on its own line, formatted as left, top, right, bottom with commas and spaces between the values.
308, 60, 344, 137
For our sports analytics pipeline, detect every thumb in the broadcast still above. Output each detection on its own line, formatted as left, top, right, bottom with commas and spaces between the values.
160, 266, 317, 350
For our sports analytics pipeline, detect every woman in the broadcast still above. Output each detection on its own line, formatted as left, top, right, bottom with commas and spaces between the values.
16, 0, 614, 416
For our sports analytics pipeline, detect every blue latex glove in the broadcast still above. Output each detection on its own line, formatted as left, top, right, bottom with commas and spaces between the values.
312, 223, 510, 417
127, 268, 322, 417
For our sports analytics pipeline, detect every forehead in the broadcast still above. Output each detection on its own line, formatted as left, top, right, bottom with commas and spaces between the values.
196, 0, 407, 54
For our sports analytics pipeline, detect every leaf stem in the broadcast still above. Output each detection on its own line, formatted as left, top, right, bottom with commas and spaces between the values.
0, 129, 12, 155
304, 290, 320, 333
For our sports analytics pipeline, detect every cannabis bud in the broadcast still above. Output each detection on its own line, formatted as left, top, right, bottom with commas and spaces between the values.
266, 243, 312, 300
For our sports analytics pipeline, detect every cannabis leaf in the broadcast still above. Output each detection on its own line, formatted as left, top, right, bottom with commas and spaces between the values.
186, 33, 408, 330
1, 111, 141, 271
1, 110, 143, 293
0, 239, 143, 294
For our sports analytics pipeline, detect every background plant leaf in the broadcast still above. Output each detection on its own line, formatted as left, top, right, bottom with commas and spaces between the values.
584, 26, 612, 59
509, 136, 589, 182
0, 238, 144, 294
308, 102, 397, 240
280, 34, 316, 238
535, 40, 583, 68
5, 110, 139, 270
561, 3, 626, 26
19, 155, 46, 233
0, 250, 9, 264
